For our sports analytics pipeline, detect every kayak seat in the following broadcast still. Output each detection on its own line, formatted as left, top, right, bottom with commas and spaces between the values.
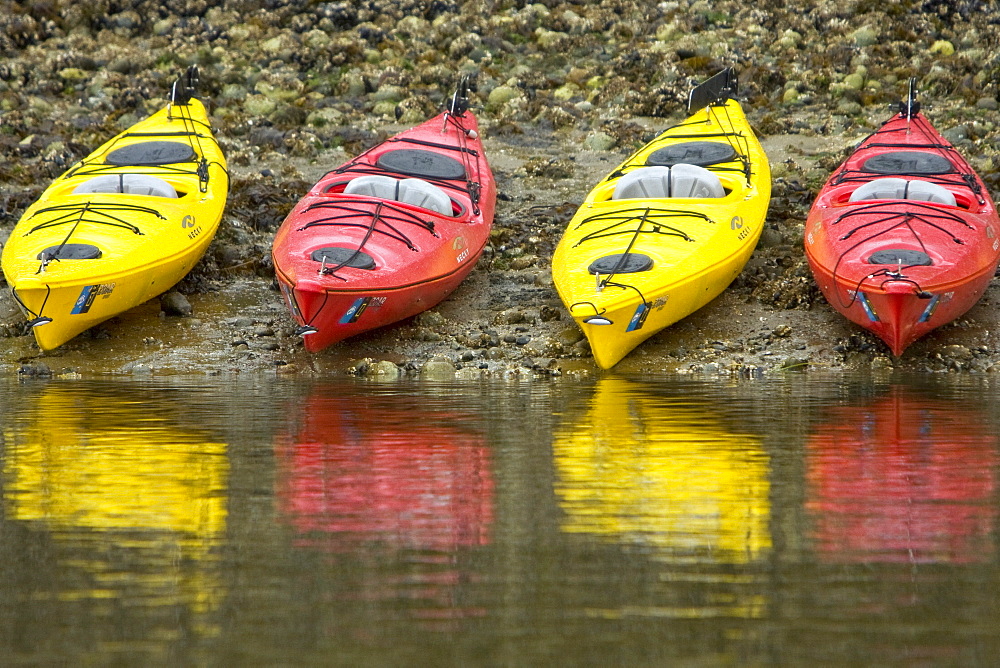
344, 174, 453, 215
848, 178, 956, 206
72, 174, 178, 198
613, 164, 725, 200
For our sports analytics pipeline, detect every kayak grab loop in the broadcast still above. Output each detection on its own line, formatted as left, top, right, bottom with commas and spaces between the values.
570, 301, 610, 323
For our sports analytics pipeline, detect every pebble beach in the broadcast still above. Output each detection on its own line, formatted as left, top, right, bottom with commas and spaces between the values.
2, 0, 1000, 378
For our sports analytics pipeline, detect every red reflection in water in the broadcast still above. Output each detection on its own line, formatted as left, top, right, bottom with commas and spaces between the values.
276, 393, 494, 551
806, 391, 997, 563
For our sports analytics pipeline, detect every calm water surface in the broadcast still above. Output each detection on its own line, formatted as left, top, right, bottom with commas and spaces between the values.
1, 373, 998, 666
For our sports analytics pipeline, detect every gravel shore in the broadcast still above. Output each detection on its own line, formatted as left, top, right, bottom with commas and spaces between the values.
2, 1, 1000, 378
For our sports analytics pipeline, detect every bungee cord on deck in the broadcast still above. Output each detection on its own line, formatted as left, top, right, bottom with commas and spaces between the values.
297, 198, 438, 250
827, 203, 973, 308
26, 202, 158, 236
831, 114, 984, 203
571, 206, 705, 247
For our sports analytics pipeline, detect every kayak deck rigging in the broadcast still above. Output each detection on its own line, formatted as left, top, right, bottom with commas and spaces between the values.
26, 201, 159, 236
831, 117, 983, 202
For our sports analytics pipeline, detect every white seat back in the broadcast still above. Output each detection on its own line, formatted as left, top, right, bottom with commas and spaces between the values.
343, 174, 397, 199
344, 175, 453, 215
395, 178, 453, 215
849, 178, 956, 206
612, 164, 724, 200
668, 163, 726, 198
72, 174, 177, 198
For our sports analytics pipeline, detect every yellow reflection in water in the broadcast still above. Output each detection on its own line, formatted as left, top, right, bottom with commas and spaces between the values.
3, 384, 227, 628
553, 378, 771, 564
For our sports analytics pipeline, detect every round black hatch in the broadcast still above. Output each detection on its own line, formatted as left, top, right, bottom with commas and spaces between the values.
37, 243, 102, 260
310, 246, 376, 270
588, 253, 654, 275
868, 249, 933, 266
646, 141, 737, 167
862, 151, 953, 175
106, 141, 196, 166
376, 149, 466, 180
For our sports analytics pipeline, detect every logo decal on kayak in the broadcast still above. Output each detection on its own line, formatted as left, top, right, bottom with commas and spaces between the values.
626, 302, 650, 332
856, 292, 879, 323
453, 236, 469, 263
918, 292, 954, 323
918, 294, 940, 323
71, 283, 116, 314
339, 296, 386, 324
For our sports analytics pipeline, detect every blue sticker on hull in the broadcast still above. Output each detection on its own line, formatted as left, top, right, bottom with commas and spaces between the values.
918, 294, 940, 323
71, 283, 115, 314
339, 297, 371, 324
626, 302, 650, 332
858, 293, 879, 323
71, 285, 97, 314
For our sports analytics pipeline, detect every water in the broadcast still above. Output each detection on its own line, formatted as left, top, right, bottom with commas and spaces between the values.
0, 373, 998, 666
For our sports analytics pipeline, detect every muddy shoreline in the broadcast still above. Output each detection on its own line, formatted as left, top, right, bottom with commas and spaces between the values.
3, 2, 1000, 378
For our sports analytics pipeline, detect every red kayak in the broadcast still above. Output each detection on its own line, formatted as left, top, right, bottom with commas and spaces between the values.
275, 389, 494, 551
806, 390, 996, 564
272, 78, 496, 352
804, 80, 1000, 355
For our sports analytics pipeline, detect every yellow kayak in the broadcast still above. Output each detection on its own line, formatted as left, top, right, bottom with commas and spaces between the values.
552, 69, 771, 368
553, 377, 771, 566
4, 383, 227, 622
1, 67, 228, 350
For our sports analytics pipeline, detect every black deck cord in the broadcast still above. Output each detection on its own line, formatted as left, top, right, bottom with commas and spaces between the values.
27, 203, 153, 236
834, 204, 971, 241
11, 284, 51, 320
574, 207, 702, 246
596, 209, 651, 289
831, 212, 939, 309
320, 201, 388, 279
36, 203, 90, 274
835, 113, 985, 203
300, 200, 434, 246
443, 111, 483, 215
599, 280, 651, 310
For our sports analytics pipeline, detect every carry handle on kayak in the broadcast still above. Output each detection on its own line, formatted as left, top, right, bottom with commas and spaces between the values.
687, 67, 737, 115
